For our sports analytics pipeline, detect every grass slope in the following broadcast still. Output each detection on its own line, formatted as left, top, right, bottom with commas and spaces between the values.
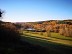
21, 35, 72, 54
22, 31, 72, 46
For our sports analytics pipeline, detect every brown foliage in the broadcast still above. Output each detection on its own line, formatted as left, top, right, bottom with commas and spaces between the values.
0, 22, 20, 43
34, 24, 45, 31
59, 25, 72, 37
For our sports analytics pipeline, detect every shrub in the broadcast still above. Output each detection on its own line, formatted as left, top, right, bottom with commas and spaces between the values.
59, 28, 65, 35
45, 31, 51, 37
59, 27, 72, 37
0, 22, 21, 43
39, 32, 43, 35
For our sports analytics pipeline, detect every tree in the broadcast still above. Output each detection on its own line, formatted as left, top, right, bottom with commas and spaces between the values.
0, 9, 4, 19
0, 22, 21, 43
59, 28, 65, 35
45, 30, 51, 37
34, 24, 45, 31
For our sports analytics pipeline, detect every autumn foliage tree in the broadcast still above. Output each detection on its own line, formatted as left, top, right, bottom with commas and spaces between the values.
0, 22, 21, 43
59, 24, 72, 37
34, 24, 45, 31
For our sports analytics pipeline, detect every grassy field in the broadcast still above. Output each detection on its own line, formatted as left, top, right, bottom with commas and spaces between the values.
20, 31, 72, 54
22, 31, 72, 41
21, 36, 72, 54
50, 32, 72, 41
21, 31, 72, 46
21, 34, 72, 54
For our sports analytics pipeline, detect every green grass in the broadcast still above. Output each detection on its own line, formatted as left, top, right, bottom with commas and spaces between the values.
20, 31, 72, 54
21, 31, 72, 46
21, 36, 72, 54
23, 31, 72, 41
21, 35, 72, 47
50, 32, 72, 41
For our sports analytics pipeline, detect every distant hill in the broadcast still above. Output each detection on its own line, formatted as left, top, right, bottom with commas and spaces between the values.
26, 19, 72, 25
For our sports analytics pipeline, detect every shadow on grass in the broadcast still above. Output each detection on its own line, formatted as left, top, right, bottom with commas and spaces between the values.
21, 34, 72, 54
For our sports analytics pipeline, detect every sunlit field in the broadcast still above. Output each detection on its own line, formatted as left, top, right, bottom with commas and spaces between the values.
20, 30, 72, 54
21, 31, 72, 46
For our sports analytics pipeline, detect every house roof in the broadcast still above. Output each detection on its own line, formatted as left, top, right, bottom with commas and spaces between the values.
26, 28, 35, 30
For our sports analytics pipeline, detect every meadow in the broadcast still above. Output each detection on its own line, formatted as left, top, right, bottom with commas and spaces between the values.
21, 31, 72, 46
20, 30, 72, 54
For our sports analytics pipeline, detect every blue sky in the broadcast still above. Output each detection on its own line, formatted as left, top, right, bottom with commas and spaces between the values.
0, 0, 72, 22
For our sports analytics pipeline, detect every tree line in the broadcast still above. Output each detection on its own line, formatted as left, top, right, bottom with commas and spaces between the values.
16, 20, 72, 37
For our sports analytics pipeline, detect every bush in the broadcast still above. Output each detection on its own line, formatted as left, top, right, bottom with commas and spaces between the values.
59, 28, 65, 35
45, 31, 51, 37
39, 32, 43, 35
0, 22, 21, 43
59, 27, 72, 37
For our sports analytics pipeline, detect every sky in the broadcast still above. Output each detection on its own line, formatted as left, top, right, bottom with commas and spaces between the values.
0, 0, 72, 22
